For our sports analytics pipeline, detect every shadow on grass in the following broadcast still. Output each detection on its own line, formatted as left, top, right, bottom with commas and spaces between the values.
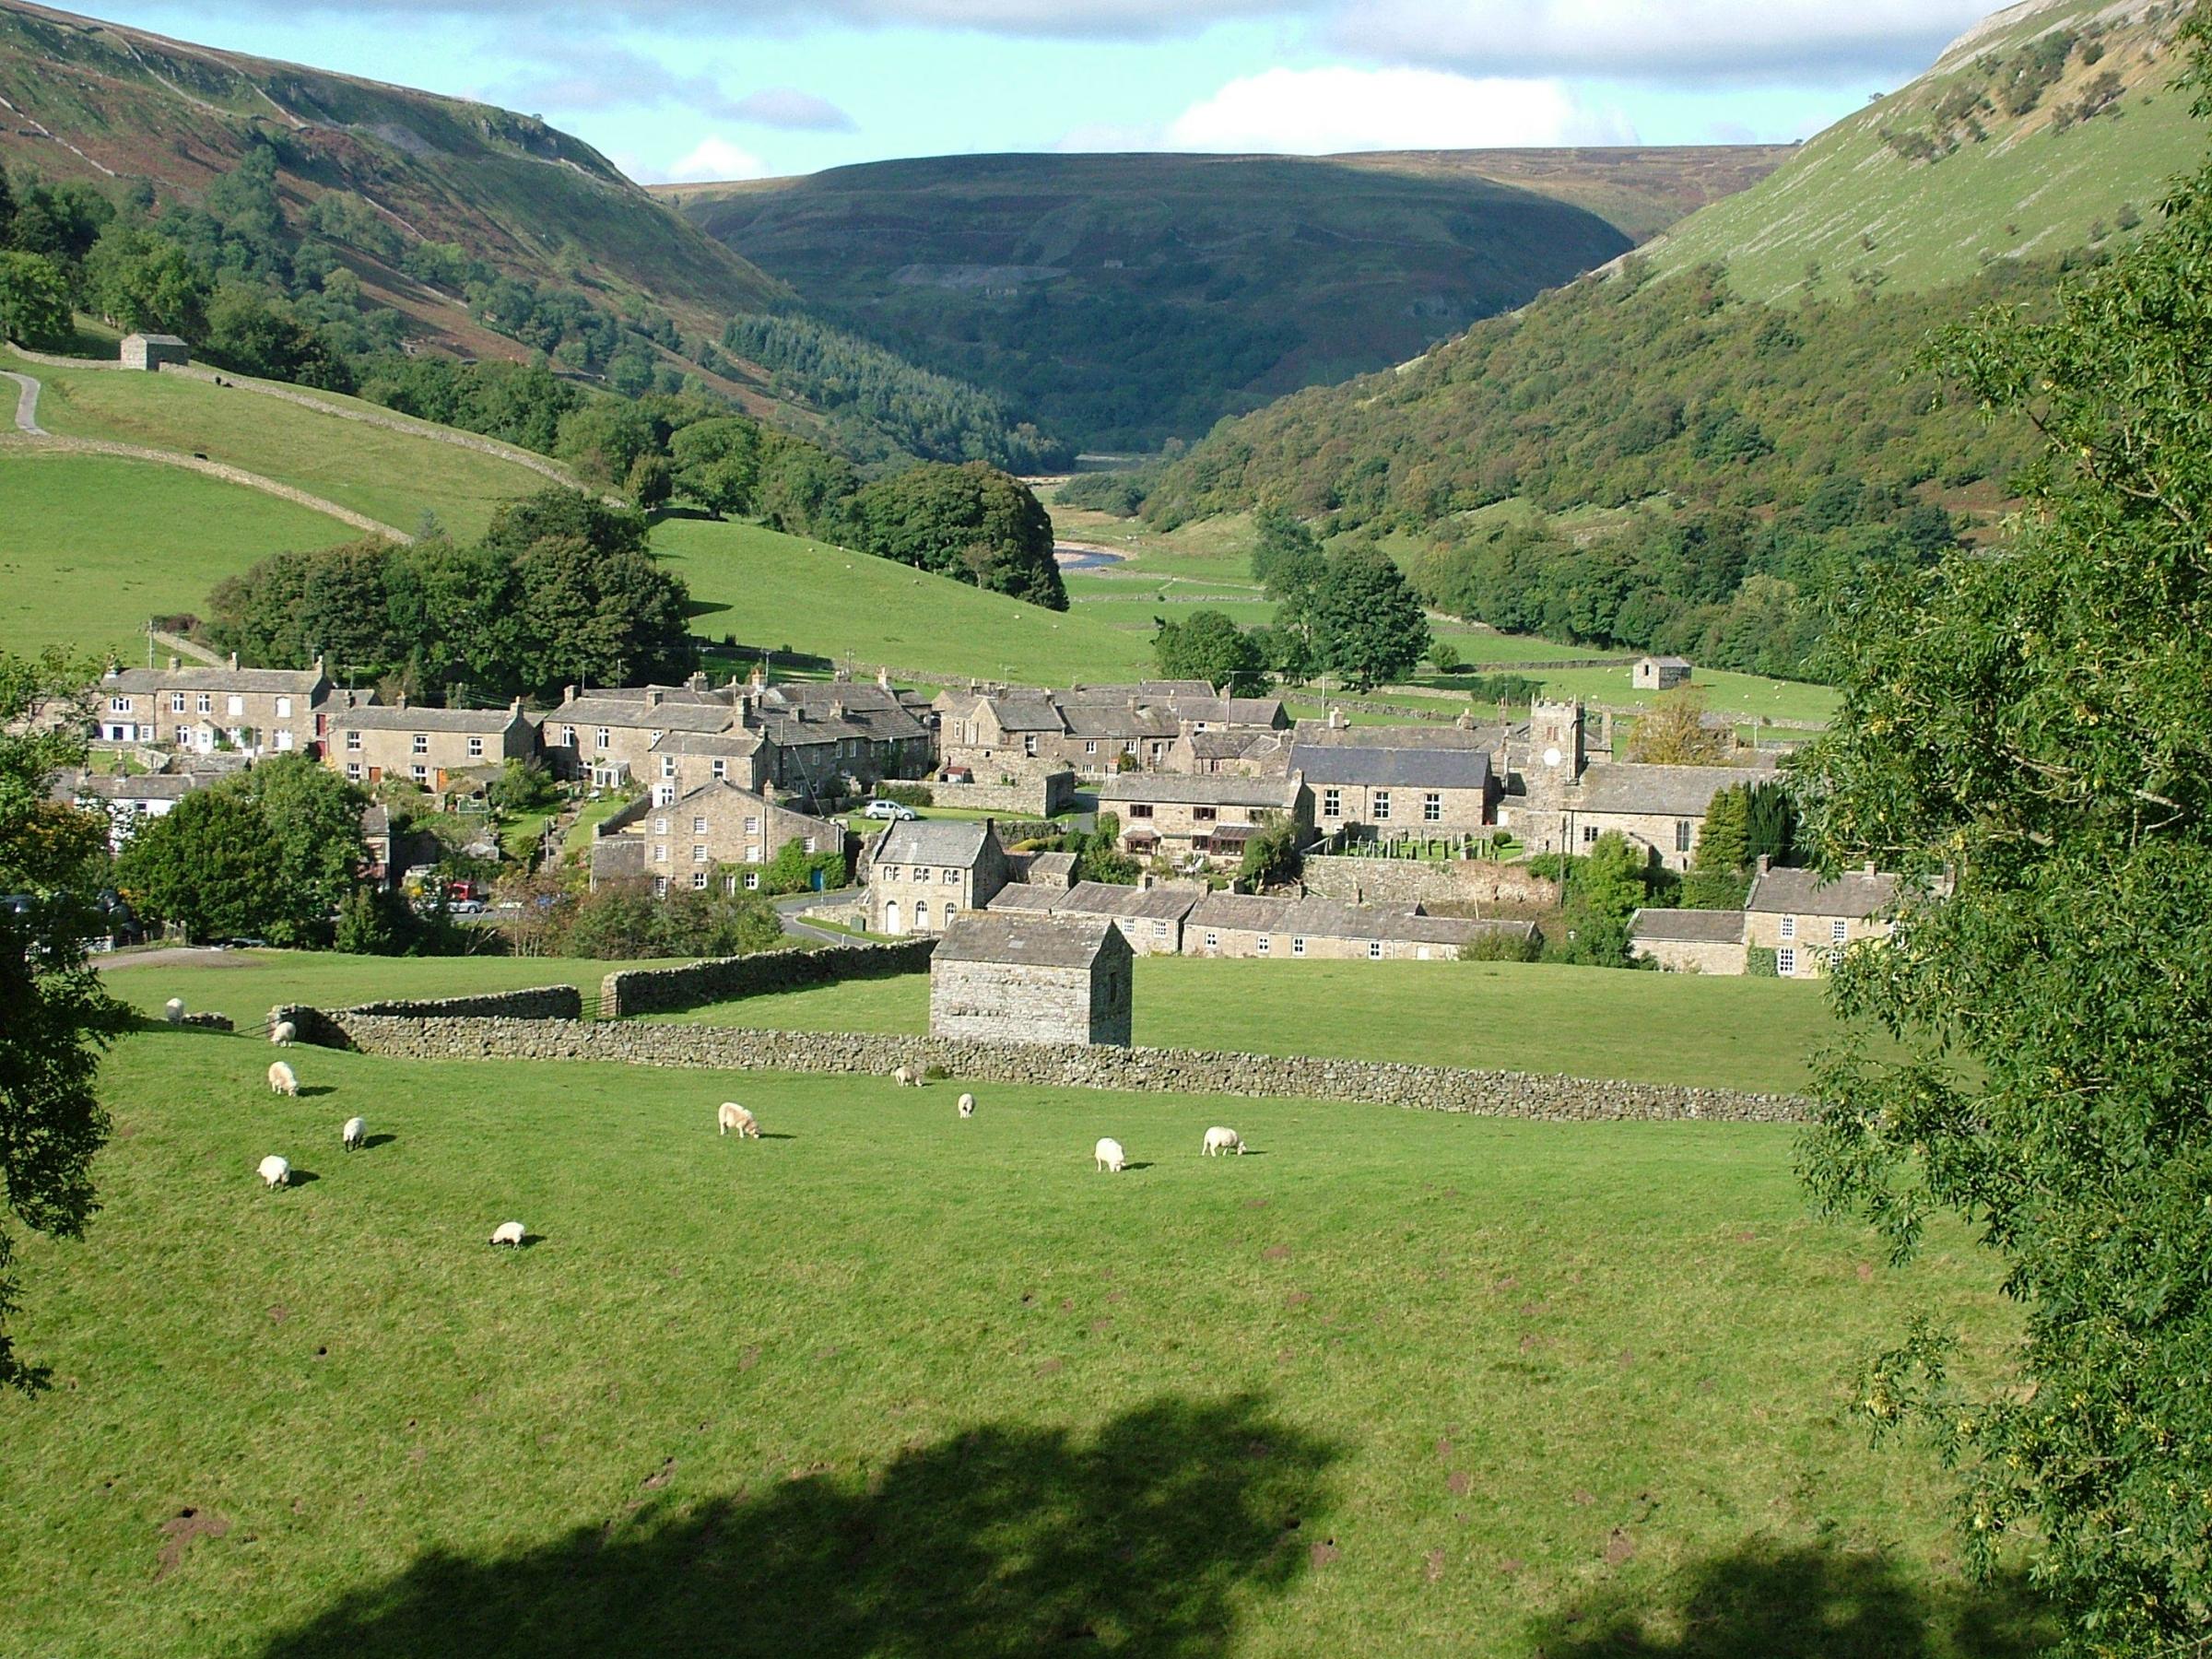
282, 1170, 321, 1187
297, 1085, 339, 1099
256, 1394, 1334, 1659
357, 1134, 398, 1150
1527, 1536, 2056, 1659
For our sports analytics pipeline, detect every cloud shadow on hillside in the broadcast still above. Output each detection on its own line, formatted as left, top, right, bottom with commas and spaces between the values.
1526, 1535, 2055, 1659
255, 1394, 1335, 1659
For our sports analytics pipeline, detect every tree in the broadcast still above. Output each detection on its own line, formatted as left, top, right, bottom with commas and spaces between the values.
512, 534, 694, 696
1795, 45, 2212, 1650
669, 417, 762, 517
114, 790, 282, 943
229, 757, 368, 947
1250, 503, 1319, 588
1304, 543, 1430, 692
1152, 609, 1265, 693
624, 452, 673, 512
1625, 687, 1733, 765
1743, 780, 1796, 866
0, 160, 14, 247
1236, 813, 1303, 890
0, 652, 131, 1392
82, 226, 208, 338
1693, 783, 1750, 877
847, 462, 1068, 610
1547, 832, 1651, 968
0, 252, 72, 349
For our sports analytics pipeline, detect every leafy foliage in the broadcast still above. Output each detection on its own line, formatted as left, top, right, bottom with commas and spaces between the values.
1151, 609, 1265, 694
1282, 543, 1430, 692
1794, 52, 2212, 1650
0, 250, 70, 348
1625, 688, 1734, 766
844, 463, 1067, 610
560, 877, 782, 959
1236, 814, 1304, 890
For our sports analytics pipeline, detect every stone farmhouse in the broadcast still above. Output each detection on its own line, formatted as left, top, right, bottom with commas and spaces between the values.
935, 681, 1287, 782
1630, 862, 1903, 976
985, 878, 1204, 956
590, 778, 845, 897
98, 657, 342, 758
1505, 700, 1767, 871
329, 700, 535, 790
56, 769, 205, 849
747, 678, 934, 801
1162, 728, 1292, 776
929, 912, 1134, 1046
1183, 892, 1538, 962
643, 729, 773, 802
1094, 771, 1312, 869
543, 682, 749, 788
1295, 743, 1496, 837
1633, 655, 1693, 690
864, 818, 1014, 935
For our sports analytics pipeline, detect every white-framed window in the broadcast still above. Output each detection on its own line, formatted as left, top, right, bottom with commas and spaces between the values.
274, 731, 293, 752
227, 695, 243, 716
712, 760, 726, 780
1423, 793, 1441, 823
653, 844, 669, 864
654, 877, 668, 897
175, 725, 191, 745
562, 725, 578, 747
1369, 940, 1383, 959
693, 845, 708, 864
692, 817, 708, 834
1085, 741, 1099, 755
805, 836, 818, 853
943, 868, 959, 884
1831, 918, 1849, 943
915, 900, 930, 930
1322, 788, 1341, 818
1780, 914, 1797, 941
409, 765, 428, 783
1292, 936, 1307, 957
744, 872, 760, 890
692, 870, 708, 889
594, 728, 611, 750
655, 818, 671, 835
1153, 921, 1168, 939
196, 693, 212, 713
1205, 930, 1218, 950
1373, 791, 1392, 821
745, 816, 759, 833
345, 763, 362, 781
882, 866, 900, 882
467, 735, 485, 759
109, 695, 131, 713
170, 692, 187, 712
1777, 947, 1798, 976
1023, 735, 1039, 757
662, 757, 677, 779
944, 902, 958, 924
1676, 819, 1694, 853
411, 733, 429, 755
345, 730, 362, 751
1256, 935, 1271, 957
1582, 825, 1600, 844
276, 697, 292, 719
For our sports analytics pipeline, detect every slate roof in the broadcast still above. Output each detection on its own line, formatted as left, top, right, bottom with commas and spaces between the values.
1630, 908, 1747, 945
549, 696, 738, 735
931, 912, 1124, 969
1058, 703, 1180, 741
1095, 773, 1305, 809
1171, 696, 1288, 728
1569, 764, 1770, 818
1292, 720, 1509, 751
1185, 892, 1530, 946
1056, 881, 1202, 923
333, 704, 524, 734
979, 695, 1065, 734
1292, 745, 1492, 790
1010, 850, 1077, 887
64, 770, 202, 803
1639, 655, 1693, 669
1745, 866, 1900, 919
650, 729, 766, 758
867, 819, 1001, 868
105, 664, 327, 696
982, 884, 1065, 913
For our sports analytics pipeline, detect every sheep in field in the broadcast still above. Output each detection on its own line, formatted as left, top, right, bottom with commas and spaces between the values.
341, 1115, 366, 1153
893, 1065, 922, 1088
718, 1101, 759, 1139
271, 1020, 297, 1047
268, 1061, 298, 1097
1203, 1126, 1245, 1158
1094, 1137, 1126, 1173
958, 1092, 976, 1118
489, 1221, 526, 1248
256, 1155, 290, 1190
163, 998, 185, 1025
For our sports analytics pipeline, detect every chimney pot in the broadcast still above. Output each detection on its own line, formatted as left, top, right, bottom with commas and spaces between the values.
168, 655, 181, 671
564, 684, 577, 705
1756, 853, 1771, 876
229, 652, 239, 670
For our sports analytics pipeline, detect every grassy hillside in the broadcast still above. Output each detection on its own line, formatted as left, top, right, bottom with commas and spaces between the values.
668, 153, 1636, 451
655, 516, 1153, 685
18, 357, 562, 537
0, 1026, 2042, 1656
1645, 0, 2199, 298
0, 451, 353, 660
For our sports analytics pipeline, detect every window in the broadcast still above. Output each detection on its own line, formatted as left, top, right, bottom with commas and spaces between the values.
1831, 918, 1849, 944
744, 872, 760, 891
345, 731, 361, 752
804, 836, 818, 853
693, 845, 708, 864
1023, 735, 1038, 758
654, 817, 669, 835
1323, 788, 1341, 818
653, 845, 669, 864
944, 903, 958, 924
1582, 825, 1600, 844
345, 763, 362, 781
915, 900, 930, 930
1373, 791, 1392, 821
227, 695, 243, 717
1675, 819, 1693, 853
661, 757, 677, 779
1291, 936, 1306, 957
274, 732, 293, 753
712, 760, 726, 780
882, 866, 900, 882
654, 877, 668, 897
1129, 803, 1154, 819
1777, 947, 1797, 976
108, 696, 131, 713
175, 725, 191, 745
725, 876, 739, 895
1780, 914, 1797, 941
943, 868, 959, 884
409, 765, 428, 783
1194, 806, 1218, 823
1205, 930, 1218, 950
562, 725, 578, 747
693, 817, 708, 834
1256, 935, 1271, 957
1421, 793, 1442, 823
170, 693, 187, 712
197, 693, 212, 714
1153, 921, 1169, 939
1085, 741, 1099, 756
467, 735, 485, 759
594, 728, 610, 750
411, 733, 429, 755
745, 816, 759, 834
693, 871, 709, 889
275, 697, 292, 719
1369, 941, 1383, 959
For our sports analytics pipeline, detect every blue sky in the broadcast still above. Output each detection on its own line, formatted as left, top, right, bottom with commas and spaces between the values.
85, 1, 1998, 183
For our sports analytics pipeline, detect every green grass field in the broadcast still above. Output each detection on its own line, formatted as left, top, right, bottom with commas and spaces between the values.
17, 359, 559, 539
0, 1025, 2043, 1657
654, 517, 1154, 684
656, 958, 1865, 1097
0, 453, 355, 662
97, 951, 662, 1021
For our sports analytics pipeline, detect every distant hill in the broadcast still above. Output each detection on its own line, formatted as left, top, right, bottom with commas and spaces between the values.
1644, 0, 2198, 299
663, 151, 1690, 452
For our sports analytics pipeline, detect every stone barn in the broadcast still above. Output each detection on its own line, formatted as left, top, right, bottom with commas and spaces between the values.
1632, 655, 1692, 691
928, 912, 1134, 1047
121, 333, 191, 371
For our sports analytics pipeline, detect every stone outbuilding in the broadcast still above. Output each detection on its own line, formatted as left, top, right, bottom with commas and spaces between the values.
1633, 655, 1693, 691
1628, 908, 1749, 974
928, 912, 1134, 1046
865, 818, 1012, 935
121, 333, 190, 371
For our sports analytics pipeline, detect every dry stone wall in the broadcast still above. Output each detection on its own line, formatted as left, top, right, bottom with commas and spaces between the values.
288, 1008, 1806, 1124
272, 984, 579, 1044
601, 939, 935, 1018
1301, 856, 1559, 910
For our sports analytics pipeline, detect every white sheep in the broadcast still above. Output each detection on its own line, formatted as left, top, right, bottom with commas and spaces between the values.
341, 1115, 366, 1153
268, 1061, 298, 1097
488, 1220, 526, 1248
1203, 1126, 1246, 1158
271, 1020, 297, 1047
717, 1101, 759, 1139
958, 1092, 976, 1118
163, 997, 185, 1025
893, 1065, 923, 1088
256, 1154, 290, 1190
1094, 1136, 1126, 1173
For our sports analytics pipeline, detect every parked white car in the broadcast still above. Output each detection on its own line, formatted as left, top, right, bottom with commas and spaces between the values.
861, 800, 919, 821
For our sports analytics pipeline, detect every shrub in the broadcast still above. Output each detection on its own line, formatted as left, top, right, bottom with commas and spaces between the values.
1462, 928, 1541, 962
877, 782, 934, 808
1745, 946, 1779, 978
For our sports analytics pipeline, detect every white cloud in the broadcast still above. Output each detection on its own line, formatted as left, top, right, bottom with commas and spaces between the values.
1159, 65, 1635, 153
641, 135, 773, 183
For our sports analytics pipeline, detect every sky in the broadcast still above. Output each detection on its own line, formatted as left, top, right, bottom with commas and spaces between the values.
80, 0, 2002, 183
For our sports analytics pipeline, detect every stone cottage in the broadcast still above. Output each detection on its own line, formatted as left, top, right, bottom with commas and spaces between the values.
1627, 908, 1750, 974
1093, 771, 1312, 868
865, 818, 1013, 935
591, 778, 845, 896
1744, 863, 1900, 979
928, 912, 1135, 1046
328, 700, 535, 789
1633, 655, 1693, 690
121, 333, 190, 371
99, 656, 341, 758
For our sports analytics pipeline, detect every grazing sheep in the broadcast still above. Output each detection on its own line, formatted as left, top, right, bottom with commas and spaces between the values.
256, 1154, 290, 1190
488, 1221, 526, 1248
163, 998, 185, 1025
958, 1092, 976, 1118
341, 1115, 366, 1153
1094, 1136, 1126, 1173
893, 1065, 923, 1088
1203, 1126, 1245, 1158
717, 1101, 759, 1139
268, 1061, 298, 1097
270, 1020, 297, 1047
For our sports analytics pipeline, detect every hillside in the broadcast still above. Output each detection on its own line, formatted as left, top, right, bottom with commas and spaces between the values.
665, 152, 1644, 451
1644, 0, 2199, 298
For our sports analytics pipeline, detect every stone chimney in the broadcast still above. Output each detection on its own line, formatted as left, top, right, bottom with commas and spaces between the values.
686, 671, 709, 693
647, 688, 665, 707
312, 654, 326, 678
877, 666, 891, 689
563, 684, 577, 706
1327, 707, 1347, 731
168, 655, 181, 672
749, 663, 768, 692
396, 693, 408, 711
1755, 854, 1771, 877
229, 652, 240, 670
829, 700, 844, 721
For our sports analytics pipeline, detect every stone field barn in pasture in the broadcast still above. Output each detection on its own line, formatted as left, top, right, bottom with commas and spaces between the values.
928, 912, 1134, 1046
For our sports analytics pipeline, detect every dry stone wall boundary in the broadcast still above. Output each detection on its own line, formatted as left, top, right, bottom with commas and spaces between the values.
601, 939, 936, 1018
284, 1006, 1806, 1124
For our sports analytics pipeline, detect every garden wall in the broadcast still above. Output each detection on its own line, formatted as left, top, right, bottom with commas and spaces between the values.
926, 772, 1077, 817
1300, 857, 1559, 911
272, 984, 581, 1042
600, 939, 935, 1018
285, 1009, 1806, 1124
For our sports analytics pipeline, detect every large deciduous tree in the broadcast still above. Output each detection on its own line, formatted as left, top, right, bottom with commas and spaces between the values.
847, 462, 1068, 610
1152, 609, 1265, 694
0, 252, 72, 350
0, 653, 131, 1393
114, 790, 283, 944
1297, 543, 1430, 692
1795, 38, 2212, 1651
